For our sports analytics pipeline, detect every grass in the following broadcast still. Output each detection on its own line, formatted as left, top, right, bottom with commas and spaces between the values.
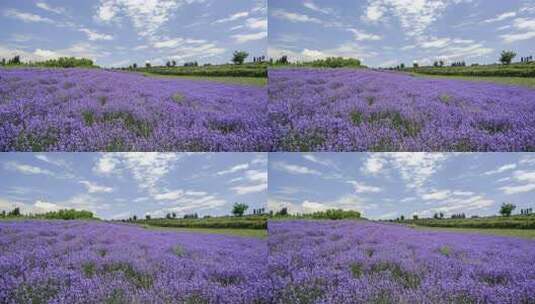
140, 72, 266, 86
412, 225, 535, 239
410, 72, 535, 88
141, 224, 267, 238
140, 215, 267, 230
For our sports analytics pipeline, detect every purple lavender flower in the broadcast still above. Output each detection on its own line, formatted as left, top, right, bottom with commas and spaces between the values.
268, 220, 535, 304
0, 221, 271, 304
268, 68, 535, 151
0, 68, 272, 152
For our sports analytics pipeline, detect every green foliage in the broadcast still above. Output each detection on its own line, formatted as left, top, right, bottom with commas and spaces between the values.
8, 207, 21, 217
140, 62, 267, 78
39, 57, 94, 68
232, 51, 249, 65
43, 209, 94, 220
232, 203, 249, 217
411, 62, 535, 77
1, 55, 95, 68
141, 215, 267, 230
500, 50, 517, 65
309, 209, 361, 220
413, 214, 535, 229
500, 203, 516, 217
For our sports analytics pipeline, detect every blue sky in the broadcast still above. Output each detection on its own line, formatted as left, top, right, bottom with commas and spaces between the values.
0, 0, 266, 67
0, 153, 267, 220
269, 153, 535, 219
269, 0, 535, 67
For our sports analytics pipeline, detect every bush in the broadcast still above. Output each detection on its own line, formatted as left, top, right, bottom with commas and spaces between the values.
142, 215, 267, 230
310, 209, 361, 220
43, 209, 94, 220
309, 57, 361, 68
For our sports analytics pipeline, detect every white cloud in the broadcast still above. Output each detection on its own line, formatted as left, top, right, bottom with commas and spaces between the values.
389, 153, 449, 188
362, 154, 387, 175
245, 17, 267, 30
361, 0, 471, 37
232, 183, 267, 195
483, 11, 516, 23
483, 163, 517, 175
5, 162, 55, 176
303, 1, 334, 15
231, 169, 267, 195
154, 190, 184, 201
217, 163, 249, 175
271, 9, 322, 24
95, 0, 205, 39
33, 200, 62, 212
302, 200, 329, 212
79, 28, 113, 41
348, 181, 382, 193
302, 154, 332, 167
93, 153, 181, 195
79, 181, 113, 193
348, 29, 382, 41
36, 2, 66, 14
273, 162, 320, 175
213, 11, 249, 23
501, 18, 535, 43
4, 9, 54, 23
500, 170, 535, 194
232, 31, 267, 43
421, 190, 451, 200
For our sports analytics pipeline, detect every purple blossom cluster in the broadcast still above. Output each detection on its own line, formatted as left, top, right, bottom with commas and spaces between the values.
0, 68, 272, 151
268, 220, 535, 304
268, 69, 535, 151
0, 221, 271, 304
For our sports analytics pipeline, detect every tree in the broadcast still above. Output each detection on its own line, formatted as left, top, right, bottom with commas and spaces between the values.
400, 63, 405, 69
499, 50, 516, 65
166, 213, 172, 219
413, 62, 419, 68
172, 212, 176, 218
439, 60, 444, 67
232, 203, 248, 217
172, 60, 176, 67
133, 215, 137, 221
1, 58, 5, 66
166, 61, 171, 67
8, 207, 21, 217
400, 215, 405, 221
500, 203, 516, 217
145, 214, 151, 220
145, 62, 151, 68
232, 51, 249, 65
1, 210, 5, 217
133, 63, 137, 69
413, 215, 418, 220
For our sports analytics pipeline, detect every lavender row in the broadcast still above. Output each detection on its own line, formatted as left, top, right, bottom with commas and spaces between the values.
0, 221, 271, 304
0, 68, 272, 151
268, 69, 535, 151
268, 220, 535, 304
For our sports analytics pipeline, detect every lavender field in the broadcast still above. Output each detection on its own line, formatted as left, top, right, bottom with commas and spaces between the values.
268, 220, 535, 304
269, 69, 535, 151
0, 221, 270, 304
0, 69, 271, 152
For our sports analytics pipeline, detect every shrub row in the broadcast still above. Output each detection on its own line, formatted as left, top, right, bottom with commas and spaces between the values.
139, 63, 267, 78
412, 63, 535, 77
142, 215, 268, 230
413, 215, 535, 229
